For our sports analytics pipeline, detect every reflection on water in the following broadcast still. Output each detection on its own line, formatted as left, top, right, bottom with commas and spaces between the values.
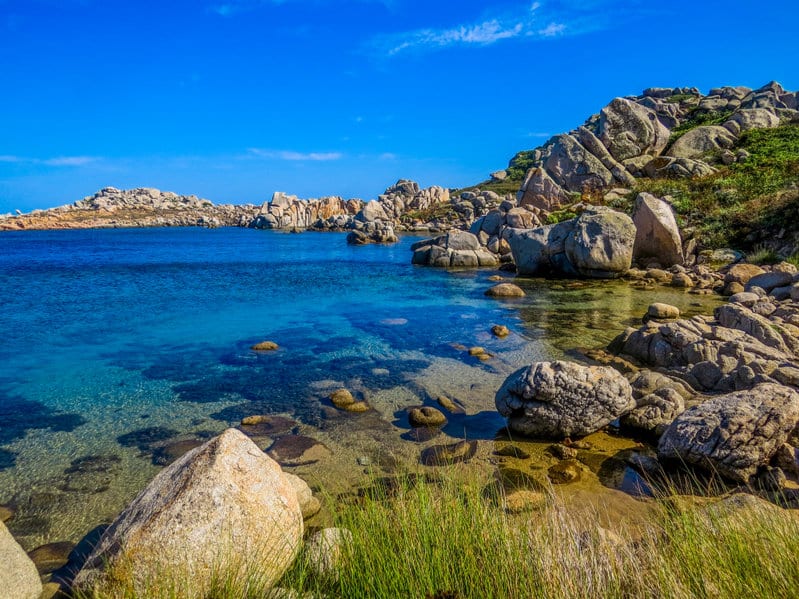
0, 228, 720, 549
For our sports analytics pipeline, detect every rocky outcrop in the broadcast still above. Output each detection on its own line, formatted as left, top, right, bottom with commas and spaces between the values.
0, 520, 42, 599
73, 428, 303, 597
632, 193, 684, 266
495, 360, 635, 438
503, 207, 635, 278
0, 187, 259, 230
658, 384, 799, 483
346, 221, 398, 245
508, 82, 796, 212
410, 230, 499, 268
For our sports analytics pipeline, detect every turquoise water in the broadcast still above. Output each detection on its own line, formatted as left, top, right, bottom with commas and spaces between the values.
0, 228, 719, 549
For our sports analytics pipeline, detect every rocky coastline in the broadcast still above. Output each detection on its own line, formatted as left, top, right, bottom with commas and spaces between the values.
2, 80, 799, 597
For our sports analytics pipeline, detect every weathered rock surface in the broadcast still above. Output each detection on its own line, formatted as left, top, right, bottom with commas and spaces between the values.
666, 126, 737, 160
632, 193, 684, 266
411, 230, 499, 268
0, 520, 42, 599
504, 207, 634, 278
658, 384, 799, 483
495, 361, 635, 438
565, 207, 636, 278
73, 428, 303, 596
1, 187, 258, 231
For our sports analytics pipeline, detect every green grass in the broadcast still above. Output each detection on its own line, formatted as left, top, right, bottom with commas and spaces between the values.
634, 124, 799, 249
77, 472, 799, 599
747, 244, 781, 265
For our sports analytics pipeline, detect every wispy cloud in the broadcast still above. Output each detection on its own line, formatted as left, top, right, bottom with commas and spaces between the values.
0, 155, 99, 167
210, 0, 394, 17
371, 0, 644, 56
248, 148, 344, 161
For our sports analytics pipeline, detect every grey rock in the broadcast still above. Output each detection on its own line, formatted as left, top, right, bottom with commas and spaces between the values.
746, 271, 794, 293
658, 384, 799, 483
495, 360, 635, 438
632, 193, 684, 266
0, 521, 42, 599
599, 98, 671, 161
73, 429, 303, 596
305, 528, 352, 579
667, 126, 737, 160
564, 208, 636, 278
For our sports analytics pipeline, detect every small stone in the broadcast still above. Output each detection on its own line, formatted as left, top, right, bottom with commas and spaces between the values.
267, 435, 331, 467
344, 401, 370, 413
485, 283, 525, 297
494, 445, 531, 459
547, 460, 582, 484
548, 443, 578, 460
436, 396, 458, 412
306, 528, 353, 579
408, 406, 447, 428
28, 541, 74, 575
504, 489, 547, 514
251, 341, 279, 351
330, 389, 355, 408
491, 325, 510, 338
671, 272, 694, 288
488, 275, 505, 282
356, 456, 372, 466
284, 473, 321, 520
0, 505, 13, 523
647, 303, 680, 319
421, 440, 478, 466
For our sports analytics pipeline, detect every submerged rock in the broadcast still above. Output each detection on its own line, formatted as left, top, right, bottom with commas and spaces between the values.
485, 283, 525, 297
73, 429, 304, 597
408, 406, 447, 428
495, 361, 635, 438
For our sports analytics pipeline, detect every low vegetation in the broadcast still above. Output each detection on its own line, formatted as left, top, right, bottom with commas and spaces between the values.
80, 473, 799, 598
633, 123, 799, 249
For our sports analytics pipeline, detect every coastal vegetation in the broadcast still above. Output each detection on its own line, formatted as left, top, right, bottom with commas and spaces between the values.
78, 473, 799, 599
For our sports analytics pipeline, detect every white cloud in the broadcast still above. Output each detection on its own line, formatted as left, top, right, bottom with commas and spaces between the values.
42, 156, 97, 167
248, 148, 344, 161
370, 0, 644, 56
0, 155, 98, 167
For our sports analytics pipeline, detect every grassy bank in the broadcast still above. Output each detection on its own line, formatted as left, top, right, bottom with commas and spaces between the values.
81, 472, 799, 598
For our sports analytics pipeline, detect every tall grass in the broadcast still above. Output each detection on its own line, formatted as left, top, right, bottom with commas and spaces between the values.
279, 474, 799, 599
78, 473, 799, 598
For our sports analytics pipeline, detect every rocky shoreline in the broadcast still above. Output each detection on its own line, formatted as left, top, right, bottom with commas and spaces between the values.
2, 80, 799, 597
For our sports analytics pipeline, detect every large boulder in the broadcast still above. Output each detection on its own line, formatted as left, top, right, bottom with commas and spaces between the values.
0, 521, 42, 599
632, 193, 684, 266
658, 384, 799, 483
667, 126, 737, 160
73, 428, 303, 596
517, 167, 570, 211
503, 220, 577, 276
723, 108, 781, 135
598, 97, 671, 161
355, 200, 389, 223
542, 134, 614, 191
564, 208, 636, 278
495, 361, 635, 438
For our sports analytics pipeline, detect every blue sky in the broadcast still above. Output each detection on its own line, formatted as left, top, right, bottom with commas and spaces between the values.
0, 0, 797, 212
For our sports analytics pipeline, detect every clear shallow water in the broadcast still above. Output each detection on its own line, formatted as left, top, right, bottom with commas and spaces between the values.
0, 228, 720, 549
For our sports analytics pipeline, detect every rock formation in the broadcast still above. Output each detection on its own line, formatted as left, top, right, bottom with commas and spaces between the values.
73, 428, 304, 597
495, 360, 635, 438
0, 187, 258, 230
0, 520, 42, 599
514, 82, 799, 211
502, 207, 635, 278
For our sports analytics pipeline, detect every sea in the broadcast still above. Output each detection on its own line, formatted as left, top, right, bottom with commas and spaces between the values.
0, 227, 720, 549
